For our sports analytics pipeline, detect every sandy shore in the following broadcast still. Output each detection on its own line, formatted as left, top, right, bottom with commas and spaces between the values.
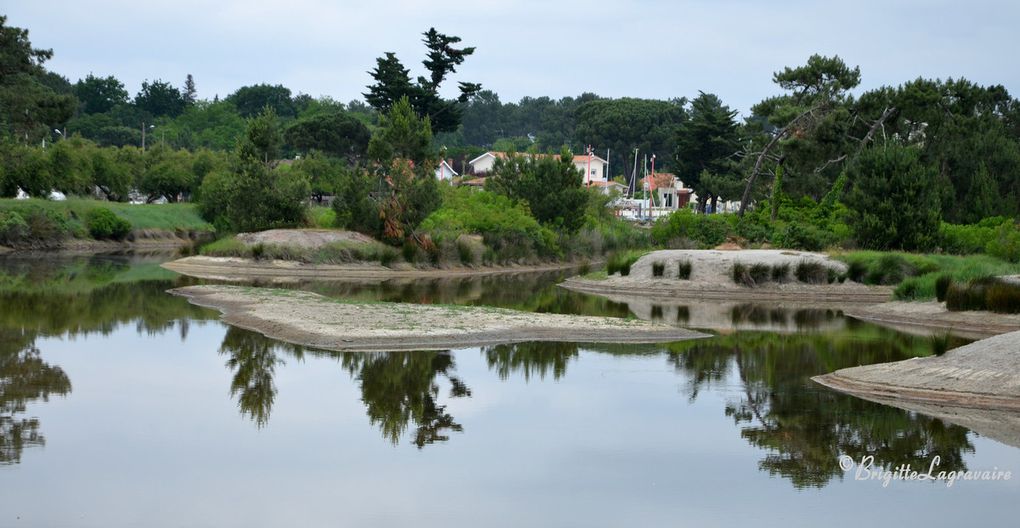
170, 285, 709, 352
844, 301, 1020, 339
163, 255, 595, 282
814, 330, 1020, 412
562, 249, 892, 303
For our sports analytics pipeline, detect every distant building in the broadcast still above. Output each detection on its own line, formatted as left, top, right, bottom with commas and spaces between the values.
435, 159, 459, 181
467, 151, 609, 183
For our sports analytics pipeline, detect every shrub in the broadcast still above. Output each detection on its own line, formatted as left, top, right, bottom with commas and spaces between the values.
940, 222, 998, 254
652, 261, 665, 277
986, 281, 1020, 313
0, 211, 29, 245
770, 263, 790, 282
772, 222, 833, 251
677, 260, 692, 280
85, 207, 132, 240
732, 262, 770, 287
651, 209, 731, 248
607, 250, 647, 277
866, 254, 911, 285
749, 263, 771, 284
929, 332, 953, 356
986, 222, 1020, 263
935, 275, 952, 303
795, 261, 829, 284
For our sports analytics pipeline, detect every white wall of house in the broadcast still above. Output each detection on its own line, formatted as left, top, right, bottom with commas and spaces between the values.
468, 153, 498, 174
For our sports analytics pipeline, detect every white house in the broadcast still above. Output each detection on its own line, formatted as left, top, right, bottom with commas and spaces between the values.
435, 159, 458, 181
467, 151, 609, 184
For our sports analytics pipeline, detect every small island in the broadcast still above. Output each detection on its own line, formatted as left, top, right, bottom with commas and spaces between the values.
170, 284, 710, 352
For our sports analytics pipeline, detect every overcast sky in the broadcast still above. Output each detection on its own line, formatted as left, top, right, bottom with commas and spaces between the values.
6, 0, 1018, 115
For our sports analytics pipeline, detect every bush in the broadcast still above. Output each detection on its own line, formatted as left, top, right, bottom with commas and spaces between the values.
772, 222, 833, 251
677, 260, 692, 280
607, 250, 647, 276
732, 262, 771, 287
771, 263, 790, 282
85, 207, 132, 240
986, 222, 1020, 263
651, 209, 731, 248
652, 261, 665, 277
0, 211, 29, 245
795, 261, 829, 284
940, 222, 998, 254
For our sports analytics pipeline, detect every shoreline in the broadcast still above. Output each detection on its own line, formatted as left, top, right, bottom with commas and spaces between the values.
560, 276, 894, 303
170, 285, 709, 352
162, 255, 598, 282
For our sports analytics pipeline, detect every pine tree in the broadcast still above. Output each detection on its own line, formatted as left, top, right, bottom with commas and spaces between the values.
183, 74, 197, 105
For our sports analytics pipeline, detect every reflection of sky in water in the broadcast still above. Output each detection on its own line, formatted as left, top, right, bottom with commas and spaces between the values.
2, 320, 1019, 527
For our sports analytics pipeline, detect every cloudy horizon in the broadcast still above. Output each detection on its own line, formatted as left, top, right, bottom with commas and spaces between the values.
6, 0, 1019, 115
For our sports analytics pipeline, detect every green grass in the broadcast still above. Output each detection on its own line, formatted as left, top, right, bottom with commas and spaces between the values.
0, 198, 213, 233
306, 206, 336, 229
606, 250, 649, 276
834, 250, 1020, 300
200, 236, 398, 265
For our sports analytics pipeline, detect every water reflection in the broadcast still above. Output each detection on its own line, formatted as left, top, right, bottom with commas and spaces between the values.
666, 328, 975, 488
0, 331, 71, 465
483, 342, 579, 381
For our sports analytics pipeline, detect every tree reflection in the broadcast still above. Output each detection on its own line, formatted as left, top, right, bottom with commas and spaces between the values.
667, 326, 975, 488
0, 333, 72, 465
483, 342, 579, 381
219, 327, 285, 428
339, 351, 470, 448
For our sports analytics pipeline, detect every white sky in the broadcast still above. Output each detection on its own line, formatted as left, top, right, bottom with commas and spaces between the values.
5, 0, 1018, 115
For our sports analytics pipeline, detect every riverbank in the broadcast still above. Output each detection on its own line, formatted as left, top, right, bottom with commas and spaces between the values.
170, 285, 710, 351
0, 198, 214, 253
843, 301, 1020, 339
561, 249, 893, 303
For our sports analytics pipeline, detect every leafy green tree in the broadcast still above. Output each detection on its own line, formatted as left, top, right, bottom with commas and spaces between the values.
48, 137, 93, 195
227, 84, 296, 118
73, 74, 128, 114
845, 144, 941, 251
241, 106, 284, 164
0, 17, 76, 141
574, 97, 686, 178
1, 143, 51, 196
90, 147, 132, 201
284, 111, 370, 161
487, 148, 588, 232
134, 79, 186, 118
364, 28, 481, 133
674, 92, 741, 212
367, 97, 434, 166
156, 100, 246, 151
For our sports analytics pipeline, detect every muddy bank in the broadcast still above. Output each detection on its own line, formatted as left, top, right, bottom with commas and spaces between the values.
844, 301, 1020, 339
170, 285, 709, 352
813, 330, 1020, 412
163, 255, 595, 282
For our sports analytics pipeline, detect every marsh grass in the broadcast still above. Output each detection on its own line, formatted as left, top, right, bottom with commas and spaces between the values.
677, 260, 692, 280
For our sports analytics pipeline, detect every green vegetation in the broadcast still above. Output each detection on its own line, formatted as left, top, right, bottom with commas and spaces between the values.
200, 238, 398, 266
945, 278, 1020, 314
85, 207, 131, 240
834, 251, 1020, 300
0, 198, 211, 247
677, 260, 692, 280
606, 250, 648, 277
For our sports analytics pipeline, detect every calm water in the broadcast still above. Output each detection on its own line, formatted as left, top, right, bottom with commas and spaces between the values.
1, 255, 1018, 527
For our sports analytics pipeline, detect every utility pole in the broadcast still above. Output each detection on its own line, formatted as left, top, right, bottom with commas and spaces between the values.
141, 122, 146, 152
585, 144, 592, 188
630, 148, 639, 199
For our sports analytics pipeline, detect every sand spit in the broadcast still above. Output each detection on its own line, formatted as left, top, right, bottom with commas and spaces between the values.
163, 255, 593, 283
169, 285, 710, 352
813, 330, 1020, 412
844, 301, 1020, 339
561, 249, 892, 303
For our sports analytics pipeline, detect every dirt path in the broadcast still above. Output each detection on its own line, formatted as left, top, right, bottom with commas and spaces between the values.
163, 255, 594, 282
170, 285, 709, 352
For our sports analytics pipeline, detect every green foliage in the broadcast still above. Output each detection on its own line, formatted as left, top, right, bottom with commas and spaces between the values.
285, 111, 370, 160
200, 237, 397, 265
85, 207, 131, 240
986, 221, 1020, 263
419, 187, 557, 261
368, 97, 434, 166
935, 274, 952, 302
134, 79, 186, 117
651, 209, 729, 248
73, 73, 127, 114
487, 148, 588, 232
606, 250, 648, 277
794, 261, 829, 284
836, 250, 1020, 300
845, 145, 941, 251
306, 206, 336, 229
227, 84, 296, 118
945, 277, 1020, 314
651, 261, 665, 277
365, 28, 480, 133
673, 92, 740, 210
